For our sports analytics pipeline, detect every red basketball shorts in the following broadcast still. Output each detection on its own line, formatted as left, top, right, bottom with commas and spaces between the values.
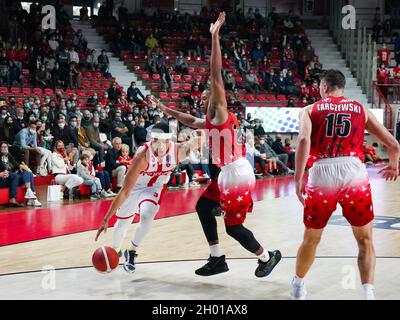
202, 157, 256, 226
304, 157, 374, 229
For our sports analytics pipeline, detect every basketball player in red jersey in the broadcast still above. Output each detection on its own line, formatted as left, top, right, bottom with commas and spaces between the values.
95, 123, 198, 273
152, 12, 281, 278
291, 69, 400, 300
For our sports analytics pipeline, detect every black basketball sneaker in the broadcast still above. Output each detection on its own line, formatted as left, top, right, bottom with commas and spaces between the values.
123, 249, 138, 274
255, 250, 282, 278
195, 255, 229, 276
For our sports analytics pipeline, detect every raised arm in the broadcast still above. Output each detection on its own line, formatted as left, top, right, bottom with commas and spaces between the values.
294, 106, 313, 207
95, 146, 148, 240
152, 97, 206, 129
365, 109, 400, 181
208, 12, 228, 124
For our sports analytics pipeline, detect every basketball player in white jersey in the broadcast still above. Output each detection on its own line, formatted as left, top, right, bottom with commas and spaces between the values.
95, 123, 198, 273
292, 69, 400, 300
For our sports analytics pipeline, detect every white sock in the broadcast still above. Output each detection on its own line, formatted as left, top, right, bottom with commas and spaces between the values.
210, 244, 221, 257
257, 249, 270, 262
128, 241, 139, 252
293, 275, 304, 286
363, 283, 375, 300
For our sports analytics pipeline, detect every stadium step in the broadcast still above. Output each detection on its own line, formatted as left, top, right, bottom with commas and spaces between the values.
70, 20, 150, 96
306, 28, 370, 108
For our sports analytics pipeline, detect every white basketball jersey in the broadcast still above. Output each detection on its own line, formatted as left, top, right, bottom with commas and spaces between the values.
136, 141, 178, 188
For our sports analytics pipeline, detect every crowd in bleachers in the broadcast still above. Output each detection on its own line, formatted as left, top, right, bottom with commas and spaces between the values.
96, 5, 326, 112
0, 3, 332, 208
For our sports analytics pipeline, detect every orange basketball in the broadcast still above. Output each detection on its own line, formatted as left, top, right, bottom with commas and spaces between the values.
92, 246, 119, 273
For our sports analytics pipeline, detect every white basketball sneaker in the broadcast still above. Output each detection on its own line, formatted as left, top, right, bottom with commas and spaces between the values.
290, 277, 307, 300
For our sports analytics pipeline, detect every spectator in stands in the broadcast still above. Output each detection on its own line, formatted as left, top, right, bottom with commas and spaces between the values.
377, 63, 390, 97
52, 116, 79, 164
251, 43, 265, 66
272, 134, 295, 169
52, 140, 83, 199
68, 47, 79, 65
13, 107, 26, 132
77, 153, 105, 200
145, 33, 158, 57
185, 35, 197, 58
243, 70, 262, 95
0, 141, 41, 207
111, 110, 131, 146
127, 81, 144, 103
0, 51, 10, 86
189, 146, 211, 178
66, 62, 81, 88
0, 116, 16, 147
196, 35, 207, 59
160, 65, 173, 91
237, 55, 250, 76
253, 138, 274, 177
175, 51, 188, 74
34, 64, 51, 89
117, 144, 132, 167
97, 49, 109, 74
274, 71, 287, 96
13, 121, 41, 174
107, 82, 122, 102
75, 116, 91, 152
224, 71, 236, 91
105, 137, 126, 191
284, 138, 295, 153
35, 119, 52, 175
133, 116, 148, 146
285, 70, 299, 96
85, 116, 106, 166
85, 148, 116, 196
259, 137, 294, 175
146, 52, 158, 75
254, 119, 266, 137
79, 5, 89, 21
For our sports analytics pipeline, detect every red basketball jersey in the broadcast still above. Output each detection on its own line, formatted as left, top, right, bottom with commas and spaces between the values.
308, 96, 366, 167
206, 112, 246, 167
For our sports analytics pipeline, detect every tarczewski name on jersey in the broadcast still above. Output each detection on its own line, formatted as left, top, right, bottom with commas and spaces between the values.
316, 102, 362, 114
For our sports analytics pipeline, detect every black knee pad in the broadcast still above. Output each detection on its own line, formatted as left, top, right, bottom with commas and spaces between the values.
225, 224, 261, 254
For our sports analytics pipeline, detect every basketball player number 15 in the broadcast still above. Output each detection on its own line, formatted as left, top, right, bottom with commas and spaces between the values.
326, 114, 352, 138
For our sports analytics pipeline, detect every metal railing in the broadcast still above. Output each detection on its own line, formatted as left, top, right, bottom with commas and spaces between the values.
328, 0, 377, 104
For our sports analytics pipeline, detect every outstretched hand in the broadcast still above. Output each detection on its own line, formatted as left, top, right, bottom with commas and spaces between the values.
378, 164, 399, 181
209, 11, 226, 36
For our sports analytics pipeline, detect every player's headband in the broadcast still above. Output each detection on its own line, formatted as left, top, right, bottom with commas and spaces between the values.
150, 132, 172, 140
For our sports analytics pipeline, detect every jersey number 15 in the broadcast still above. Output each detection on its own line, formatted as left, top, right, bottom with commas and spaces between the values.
325, 113, 352, 138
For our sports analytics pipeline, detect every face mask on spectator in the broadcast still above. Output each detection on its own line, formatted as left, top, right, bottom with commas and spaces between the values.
66, 102, 72, 108
41, 115, 47, 121
70, 121, 77, 128
45, 98, 50, 104
139, 122, 145, 128
1, 148, 8, 155
29, 128, 36, 135
134, 108, 139, 113
24, 102, 30, 108
105, 108, 110, 113
104, 94, 108, 99
29, 116, 36, 121
93, 122, 100, 128
58, 123, 65, 129
127, 116, 133, 121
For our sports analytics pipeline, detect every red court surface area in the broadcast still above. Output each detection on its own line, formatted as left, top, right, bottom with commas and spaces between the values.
0, 168, 383, 247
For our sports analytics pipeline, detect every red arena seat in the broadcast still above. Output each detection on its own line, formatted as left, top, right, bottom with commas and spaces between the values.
170, 92, 179, 99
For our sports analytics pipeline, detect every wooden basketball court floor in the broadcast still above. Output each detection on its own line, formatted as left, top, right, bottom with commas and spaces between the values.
0, 167, 399, 300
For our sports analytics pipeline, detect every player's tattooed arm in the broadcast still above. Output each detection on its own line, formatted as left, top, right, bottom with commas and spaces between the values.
95, 147, 148, 240
151, 96, 206, 129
